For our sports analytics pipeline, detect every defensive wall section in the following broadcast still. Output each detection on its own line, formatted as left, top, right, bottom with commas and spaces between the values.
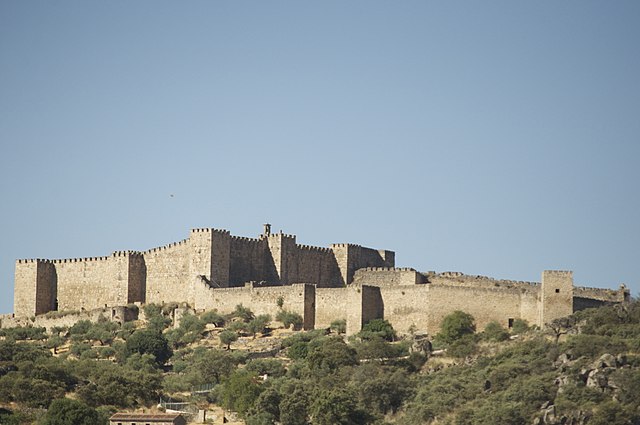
10, 225, 630, 336
13, 226, 394, 319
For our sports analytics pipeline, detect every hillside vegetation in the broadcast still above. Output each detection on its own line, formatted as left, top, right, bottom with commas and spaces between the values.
1, 301, 639, 425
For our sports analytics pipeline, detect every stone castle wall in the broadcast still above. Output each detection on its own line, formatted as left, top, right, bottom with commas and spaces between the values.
11, 225, 630, 336
13, 227, 395, 318
144, 239, 192, 305
193, 279, 316, 330
353, 267, 427, 286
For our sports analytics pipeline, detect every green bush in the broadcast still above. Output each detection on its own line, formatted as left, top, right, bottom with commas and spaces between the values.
232, 304, 255, 322
222, 369, 262, 416
202, 310, 225, 327
248, 314, 272, 338
219, 330, 238, 349
435, 311, 476, 345
41, 398, 104, 425
330, 319, 347, 334
447, 334, 479, 359
511, 319, 530, 334
483, 321, 510, 342
276, 310, 303, 330
358, 319, 396, 342
125, 329, 172, 364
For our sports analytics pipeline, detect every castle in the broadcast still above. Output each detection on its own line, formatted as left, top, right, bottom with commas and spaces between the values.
8, 225, 630, 335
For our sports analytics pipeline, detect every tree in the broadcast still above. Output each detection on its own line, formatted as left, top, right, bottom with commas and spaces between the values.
202, 310, 225, 327
233, 304, 255, 322
279, 388, 309, 425
41, 398, 103, 425
358, 319, 396, 341
248, 314, 272, 338
311, 388, 366, 425
222, 369, 262, 416
483, 321, 510, 342
220, 329, 238, 349
547, 316, 578, 344
191, 349, 238, 384
307, 337, 358, 373
436, 311, 476, 345
124, 329, 172, 364
276, 310, 303, 330
46, 335, 65, 354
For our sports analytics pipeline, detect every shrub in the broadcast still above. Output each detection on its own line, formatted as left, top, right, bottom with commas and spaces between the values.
330, 319, 347, 334
248, 315, 272, 338
202, 310, 225, 327
41, 398, 103, 425
511, 319, 530, 334
359, 319, 396, 342
436, 311, 476, 345
232, 304, 255, 322
483, 321, 510, 342
276, 310, 303, 330
447, 334, 478, 359
222, 369, 262, 416
219, 330, 238, 350
124, 329, 172, 364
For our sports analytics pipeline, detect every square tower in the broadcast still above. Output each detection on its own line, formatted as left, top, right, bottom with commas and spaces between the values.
539, 270, 574, 326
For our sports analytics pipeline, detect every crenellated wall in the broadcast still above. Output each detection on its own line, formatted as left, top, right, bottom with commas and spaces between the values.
193, 278, 316, 330
12, 225, 628, 337
330, 244, 395, 286
14, 260, 56, 317
229, 235, 269, 286
353, 267, 426, 287
144, 239, 192, 305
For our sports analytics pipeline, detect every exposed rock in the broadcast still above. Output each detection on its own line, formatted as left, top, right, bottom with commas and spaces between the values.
542, 404, 556, 424
595, 353, 617, 369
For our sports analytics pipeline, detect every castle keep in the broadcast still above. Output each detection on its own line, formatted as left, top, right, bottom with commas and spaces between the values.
11, 225, 629, 334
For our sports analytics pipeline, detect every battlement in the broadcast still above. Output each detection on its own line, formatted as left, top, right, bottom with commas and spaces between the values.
429, 272, 540, 294
297, 244, 333, 254
230, 235, 262, 244
331, 243, 362, 248
360, 267, 415, 272
439, 271, 464, 277
544, 270, 573, 277
144, 238, 189, 254
190, 227, 231, 235
13, 224, 625, 335
266, 231, 296, 240
17, 258, 52, 264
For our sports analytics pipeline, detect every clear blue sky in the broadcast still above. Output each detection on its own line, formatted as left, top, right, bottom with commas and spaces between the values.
1, 1, 639, 315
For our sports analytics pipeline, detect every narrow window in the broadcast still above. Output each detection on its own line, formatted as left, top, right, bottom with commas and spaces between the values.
555, 288, 560, 293
508, 318, 514, 328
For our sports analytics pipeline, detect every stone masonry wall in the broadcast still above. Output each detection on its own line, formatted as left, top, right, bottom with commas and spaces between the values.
229, 236, 269, 286
127, 254, 146, 304
54, 253, 135, 312
315, 287, 350, 329
144, 239, 191, 305
0, 306, 139, 331
378, 283, 540, 334
14, 260, 56, 317
330, 244, 395, 286
353, 268, 426, 287
193, 280, 316, 330
539, 271, 574, 326
289, 245, 342, 288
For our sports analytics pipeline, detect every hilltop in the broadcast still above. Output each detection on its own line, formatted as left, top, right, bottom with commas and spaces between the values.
1, 301, 639, 425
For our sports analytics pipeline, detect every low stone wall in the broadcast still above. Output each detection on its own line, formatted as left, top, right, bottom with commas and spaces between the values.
0, 305, 138, 331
